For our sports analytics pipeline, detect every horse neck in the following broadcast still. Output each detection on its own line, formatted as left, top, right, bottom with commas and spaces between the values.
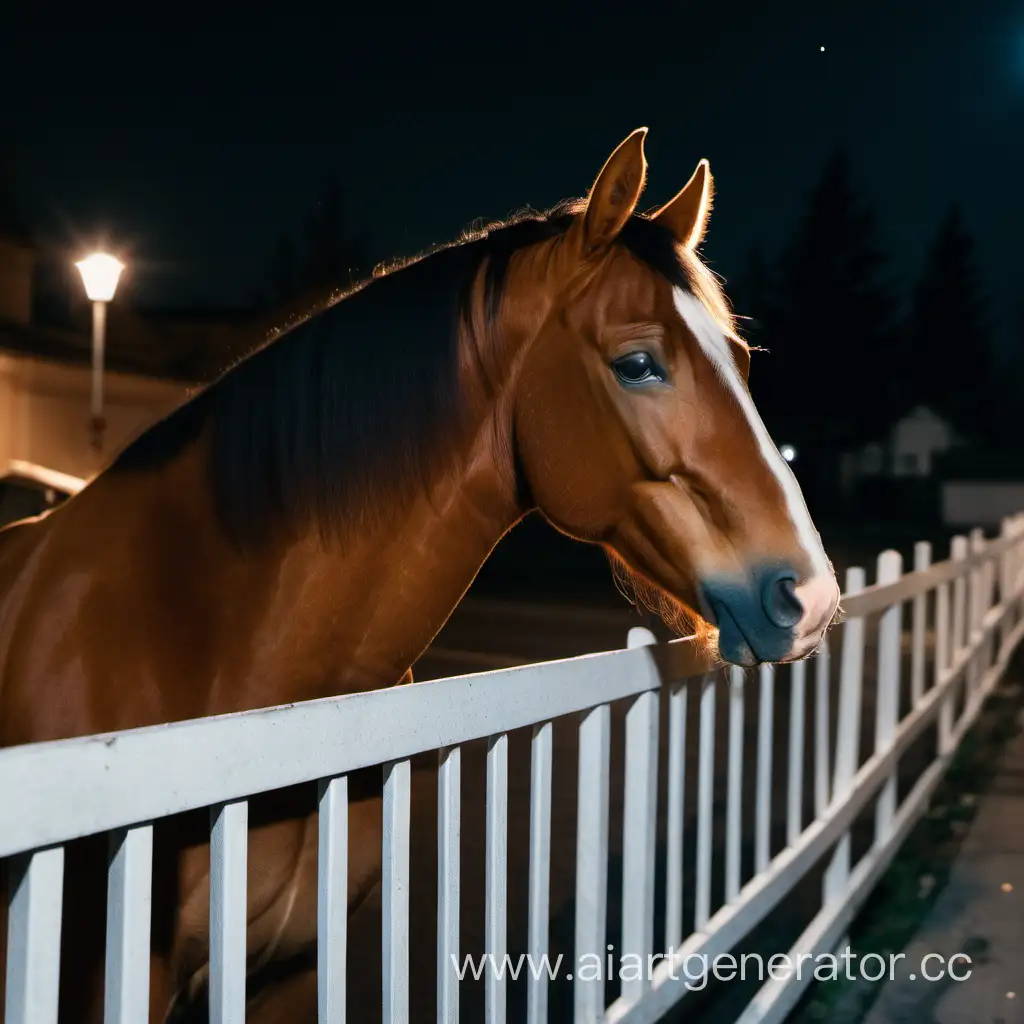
128, 392, 522, 714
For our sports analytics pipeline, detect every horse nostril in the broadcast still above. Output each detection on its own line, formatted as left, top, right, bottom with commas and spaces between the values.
762, 573, 803, 629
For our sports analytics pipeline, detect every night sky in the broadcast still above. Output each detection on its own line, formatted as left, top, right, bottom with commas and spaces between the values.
2, 4, 1022, 345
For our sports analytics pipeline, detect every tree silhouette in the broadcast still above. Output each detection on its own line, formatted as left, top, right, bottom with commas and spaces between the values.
731, 244, 772, 342
263, 181, 369, 308
753, 148, 897, 450
0, 147, 32, 245
907, 203, 992, 439
264, 230, 300, 308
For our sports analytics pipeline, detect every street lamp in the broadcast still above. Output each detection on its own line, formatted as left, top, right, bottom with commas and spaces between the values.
75, 253, 125, 451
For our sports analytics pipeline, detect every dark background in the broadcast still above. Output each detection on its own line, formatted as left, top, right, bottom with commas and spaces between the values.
2, 1, 1023, 575
0, 4, 1020, 314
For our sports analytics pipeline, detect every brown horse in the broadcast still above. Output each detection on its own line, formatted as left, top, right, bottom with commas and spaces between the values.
0, 128, 838, 1021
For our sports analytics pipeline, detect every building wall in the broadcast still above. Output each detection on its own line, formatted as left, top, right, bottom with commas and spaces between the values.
0, 353, 189, 482
941, 481, 1024, 528
0, 239, 34, 325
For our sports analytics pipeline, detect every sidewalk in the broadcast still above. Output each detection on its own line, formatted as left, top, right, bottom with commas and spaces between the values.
862, 700, 1024, 1024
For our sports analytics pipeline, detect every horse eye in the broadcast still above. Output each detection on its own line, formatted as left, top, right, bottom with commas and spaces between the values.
612, 351, 663, 385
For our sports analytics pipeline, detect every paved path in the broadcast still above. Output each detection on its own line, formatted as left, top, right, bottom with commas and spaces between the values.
863, 705, 1024, 1024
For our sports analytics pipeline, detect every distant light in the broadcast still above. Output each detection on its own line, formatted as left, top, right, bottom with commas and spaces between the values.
780, 444, 797, 463
75, 253, 125, 302
820, 45, 826, 52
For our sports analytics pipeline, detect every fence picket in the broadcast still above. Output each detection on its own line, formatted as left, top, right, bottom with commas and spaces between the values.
574, 703, 610, 1024
5, 847, 64, 1024
824, 566, 866, 904
664, 678, 688, 954
944, 536, 970, 747
383, 759, 411, 1024
620, 629, 659, 1006
104, 824, 153, 1024
438, 747, 461, 1024
787, 660, 807, 846
209, 800, 248, 1024
911, 542, 931, 707
874, 551, 903, 844
694, 674, 717, 931
755, 664, 775, 873
485, 734, 509, 1024
526, 725, 552, 1024
726, 665, 745, 902
813, 639, 831, 819
318, 776, 348, 1024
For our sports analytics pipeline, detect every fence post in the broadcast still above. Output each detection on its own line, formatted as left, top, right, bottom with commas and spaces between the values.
967, 530, 985, 708
1014, 516, 1024, 613
755, 664, 775, 874
664, 673, 688, 957
786, 659, 807, 848
983, 529, 997, 678
437, 748, 461, 1024
813, 639, 831, 821
620, 627, 659, 1006
725, 665, 745, 903
941, 536, 969, 755
911, 542, 931, 708
997, 519, 1009, 662
575, 700, 611, 1024
4, 848, 65, 1024
1015, 516, 1024, 623
209, 800, 249, 1024
874, 550, 903, 845
694, 673, 717, 931
823, 566, 866, 906
1015, 512, 1024, 630
935, 555, 951, 755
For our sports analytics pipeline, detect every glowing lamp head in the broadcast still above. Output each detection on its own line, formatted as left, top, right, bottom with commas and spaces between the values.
75, 253, 125, 302
780, 444, 797, 463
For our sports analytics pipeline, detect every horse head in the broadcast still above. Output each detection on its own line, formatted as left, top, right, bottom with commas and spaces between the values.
510, 129, 839, 665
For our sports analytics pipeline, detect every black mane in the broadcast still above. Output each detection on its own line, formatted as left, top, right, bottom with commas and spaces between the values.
112, 205, 693, 544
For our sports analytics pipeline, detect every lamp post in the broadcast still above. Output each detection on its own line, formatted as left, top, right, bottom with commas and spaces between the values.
75, 253, 125, 452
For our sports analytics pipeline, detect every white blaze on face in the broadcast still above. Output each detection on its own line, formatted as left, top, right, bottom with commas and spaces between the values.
672, 288, 832, 580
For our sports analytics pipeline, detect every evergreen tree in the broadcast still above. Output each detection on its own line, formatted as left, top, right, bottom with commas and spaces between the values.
0, 147, 32, 245
264, 230, 300, 307
757, 148, 897, 448
300, 181, 368, 292
988, 293, 1024, 439
263, 180, 369, 308
731, 244, 772, 342
908, 203, 992, 438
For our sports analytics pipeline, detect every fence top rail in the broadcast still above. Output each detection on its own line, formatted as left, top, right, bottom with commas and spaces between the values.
0, 633, 708, 858
1, 513, 1020, 858
840, 524, 1024, 619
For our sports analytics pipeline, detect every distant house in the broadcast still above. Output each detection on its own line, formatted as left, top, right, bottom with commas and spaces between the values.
889, 406, 961, 477
839, 405, 962, 491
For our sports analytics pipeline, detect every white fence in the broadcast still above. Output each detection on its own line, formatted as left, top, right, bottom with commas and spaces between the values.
3, 514, 1024, 1024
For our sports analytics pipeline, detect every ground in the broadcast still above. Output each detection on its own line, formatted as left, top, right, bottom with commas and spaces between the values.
790, 662, 1024, 1024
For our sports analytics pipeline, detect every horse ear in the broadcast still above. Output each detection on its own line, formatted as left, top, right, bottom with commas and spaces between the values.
653, 159, 714, 249
576, 128, 649, 254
